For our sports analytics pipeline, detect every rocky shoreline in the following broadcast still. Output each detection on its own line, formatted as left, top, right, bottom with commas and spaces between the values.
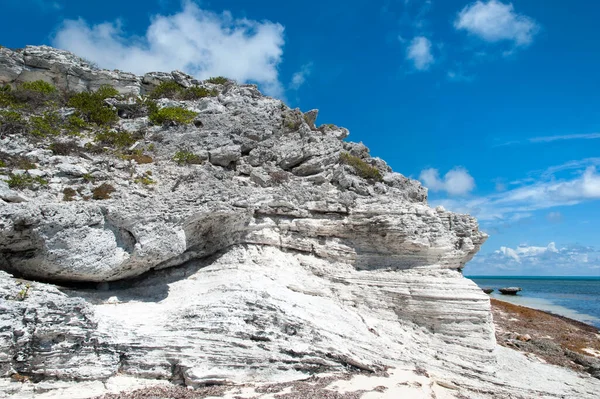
491, 298, 600, 379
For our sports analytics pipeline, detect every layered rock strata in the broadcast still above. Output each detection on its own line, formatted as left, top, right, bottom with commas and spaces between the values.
0, 46, 597, 398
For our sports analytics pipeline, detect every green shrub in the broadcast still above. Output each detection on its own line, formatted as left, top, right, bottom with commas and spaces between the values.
95, 130, 136, 148
30, 111, 61, 137
67, 85, 119, 126
0, 85, 16, 107
206, 76, 229, 84
0, 160, 5, 168
66, 115, 89, 135
149, 106, 197, 125
63, 187, 77, 201
14, 157, 36, 170
182, 86, 218, 100
92, 183, 116, 200
82, 173, 95, 183
173, 150, 202, 165
7, 173, 48, 189
148, 80, 184, 99
339, 152, 383, 182
20, 80, 57, 95
11, 80, 61, 109
50, 140, 80, 156
134, 171, 155, 185
0, 153, 35, 169
94, 85, 119, 99
0, 110, 27, 135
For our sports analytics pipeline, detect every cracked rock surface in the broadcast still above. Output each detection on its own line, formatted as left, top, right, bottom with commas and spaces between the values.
1, 46, 599, 398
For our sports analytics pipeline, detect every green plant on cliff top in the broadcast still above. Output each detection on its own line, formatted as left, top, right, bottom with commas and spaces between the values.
339, 152, 383, 182
149, 106, 197, 126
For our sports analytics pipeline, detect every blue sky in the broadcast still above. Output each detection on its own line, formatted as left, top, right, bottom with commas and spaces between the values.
1, 0, 599, 275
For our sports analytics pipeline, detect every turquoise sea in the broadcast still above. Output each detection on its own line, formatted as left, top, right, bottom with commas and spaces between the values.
467, 276, 600, 328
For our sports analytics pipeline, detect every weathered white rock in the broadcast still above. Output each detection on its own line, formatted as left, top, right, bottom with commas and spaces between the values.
0, 45, 597, 398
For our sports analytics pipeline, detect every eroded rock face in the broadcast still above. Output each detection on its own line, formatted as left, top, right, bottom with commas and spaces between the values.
2, 46, 594, 398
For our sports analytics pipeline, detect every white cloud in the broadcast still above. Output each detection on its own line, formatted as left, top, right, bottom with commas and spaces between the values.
406, 36, 434, 71
289, 62, 313, 90
546, 211, 562, 223
530, 133, 600, 143
454, 1, 539, 46
466, 242, 600, 276
52, 1, 285, 97
419, 167, 475, 196
434, 165, 600, 222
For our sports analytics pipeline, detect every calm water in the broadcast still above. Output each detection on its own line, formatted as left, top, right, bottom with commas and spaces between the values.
467, 276, 600, 328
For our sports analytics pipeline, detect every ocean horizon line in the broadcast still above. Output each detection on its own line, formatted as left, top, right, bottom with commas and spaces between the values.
466, 275, 600, 280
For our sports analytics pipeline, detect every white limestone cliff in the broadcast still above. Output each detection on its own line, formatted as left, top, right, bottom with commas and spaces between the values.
0, 46, 598, 398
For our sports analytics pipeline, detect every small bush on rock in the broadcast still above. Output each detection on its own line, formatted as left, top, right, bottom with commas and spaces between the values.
149, 107, 197, 126
30, 111, 61, 137
92, 183, 115, 200
20, 80, 57, 95
7, 173, 48, 190
95, 130, 136, 148
182, 86, 218, 100
123, 152, 153, 164
206, 76, 229, 84
149, 81, 184, 99
50, 140, 80, 156
11, 80, 61, 109
63, 187, 77, 201
68, 85, 119, 126
339, 152, 383, 182
134, 171, 155, 185
0, 110, 28, 135
173, 150, 202, 165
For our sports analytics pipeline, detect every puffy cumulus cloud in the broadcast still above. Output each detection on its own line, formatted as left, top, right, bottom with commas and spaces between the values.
454, 1, 539, 46
434, 164, 600, 222
466, 242, 600, 276
289, 62, 313, 90
52, 1, 285, 97
419, 167, 475, 196
406, 36, 434, 71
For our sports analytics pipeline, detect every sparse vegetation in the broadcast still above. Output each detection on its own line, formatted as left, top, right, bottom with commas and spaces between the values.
29, 111, 61, 137
149, 106, 197, 126
173, 150, 202, 165
0, 110, 27, 135
95, 130, 136, 148
63, 187, 77, 201
15, 283, 31, 301
339, 152, 383, 182
134, 171, 155, 185
67, 114, 88, 135
50, 140, 80, 156
122, 150, 153, 164
10, 80, 61, 109
149, 80, 184, 99
92, 183, 116, 200
67, 85, 119, 126
149, 80, 218, 100
7, 173, 48, 190
20, 80, 57, 95
206, 76, 229, 85
82, 173, 95, 183
0, 153, 36, 170
181, 86, 218, 100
